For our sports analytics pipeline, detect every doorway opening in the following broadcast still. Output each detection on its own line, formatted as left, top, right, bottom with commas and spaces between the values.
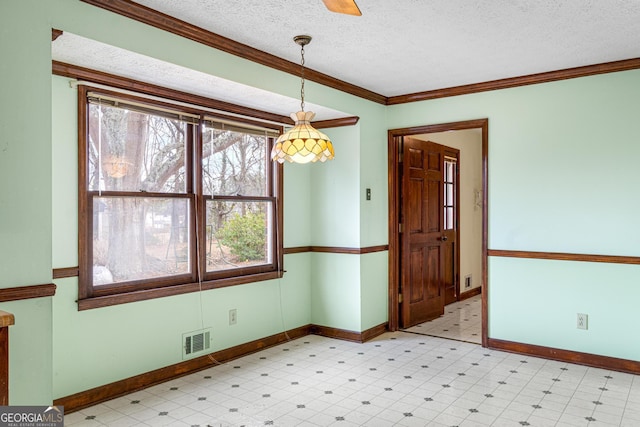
387, 119, 488, 347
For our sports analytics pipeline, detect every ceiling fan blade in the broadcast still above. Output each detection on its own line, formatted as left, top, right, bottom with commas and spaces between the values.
322, 0, 362, 16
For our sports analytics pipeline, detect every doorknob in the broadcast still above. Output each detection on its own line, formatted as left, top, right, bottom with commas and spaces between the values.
441, 235, 448, 241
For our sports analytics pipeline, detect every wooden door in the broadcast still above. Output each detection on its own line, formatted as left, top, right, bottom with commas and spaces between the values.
400, 138, 446, 327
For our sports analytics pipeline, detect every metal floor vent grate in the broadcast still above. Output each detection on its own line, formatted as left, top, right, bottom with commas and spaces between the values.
182, 328, 211, 359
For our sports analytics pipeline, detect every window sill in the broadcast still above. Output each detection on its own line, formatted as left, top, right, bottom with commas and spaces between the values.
77, 271, 283, 310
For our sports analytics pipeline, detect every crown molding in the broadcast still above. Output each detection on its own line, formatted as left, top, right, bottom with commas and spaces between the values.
76, 1, 640, 106
52, 28, 63, 41
79, 0, 387, 104
312, 116, 360, 129
387, 57, 640, 105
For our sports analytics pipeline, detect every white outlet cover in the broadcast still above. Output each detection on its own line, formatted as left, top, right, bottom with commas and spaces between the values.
577, 313, 588, 330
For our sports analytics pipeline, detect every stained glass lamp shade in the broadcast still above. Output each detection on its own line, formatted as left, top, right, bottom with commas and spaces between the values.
271, 111, 334, 164
270, 35, 334, 164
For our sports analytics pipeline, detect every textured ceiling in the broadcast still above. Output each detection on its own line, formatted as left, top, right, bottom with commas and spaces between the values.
52, 32, 349, 121
53, 0, 640, 119
132, 0, 640, 97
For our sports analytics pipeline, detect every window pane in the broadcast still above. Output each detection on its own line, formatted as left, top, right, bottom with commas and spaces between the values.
202, 124, 267, 196
88, 103, 188, 193
93, 197, 190, 285
205, 200, 272, 272
446, 183, 453, 205
445, 207, 454, 230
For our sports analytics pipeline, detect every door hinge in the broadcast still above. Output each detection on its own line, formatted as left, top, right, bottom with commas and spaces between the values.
398, 293, 403, 303
399, 223, 403, 233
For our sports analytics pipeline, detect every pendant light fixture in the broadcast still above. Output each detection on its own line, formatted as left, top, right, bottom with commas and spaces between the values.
271, 35, 335, 164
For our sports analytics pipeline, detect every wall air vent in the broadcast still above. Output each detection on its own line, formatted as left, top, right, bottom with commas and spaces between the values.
182, 328, 212, 359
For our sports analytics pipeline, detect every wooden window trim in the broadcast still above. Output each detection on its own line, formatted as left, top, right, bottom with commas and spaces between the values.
77, 85, 284, 310
78, 271, 282, 310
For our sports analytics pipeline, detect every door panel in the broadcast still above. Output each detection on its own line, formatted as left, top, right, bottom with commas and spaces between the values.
408, 178, 423, 233
427, 180, 440, 232
409, 248, 424, 303
426, 245, 440, 299
406, 245, 442, 323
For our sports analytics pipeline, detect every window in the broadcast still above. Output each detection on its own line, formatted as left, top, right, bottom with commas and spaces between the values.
78, 87, 283, 309
443, 157, 457, 230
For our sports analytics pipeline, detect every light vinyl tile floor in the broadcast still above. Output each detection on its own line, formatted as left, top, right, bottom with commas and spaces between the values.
66, 329, 640, 427
404, 294, 482, 344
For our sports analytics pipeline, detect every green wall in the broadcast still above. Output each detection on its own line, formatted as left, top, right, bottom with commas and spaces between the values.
489, 257, 640, 360
358, 108, 390, 248
356, 110, 389, 332
308, 125, 362, 331
360, 252, 388, 331
387, 69, 640, 361
0, 0, 54, 405
306, 122, 388, 332
310, 125, 361, 247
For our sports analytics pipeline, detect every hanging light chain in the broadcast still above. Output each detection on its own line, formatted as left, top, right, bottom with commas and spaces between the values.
300, 42, 306, 112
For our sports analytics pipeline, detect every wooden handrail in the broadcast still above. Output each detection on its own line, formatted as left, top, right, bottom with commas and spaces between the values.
0, 311, 14, 328
0, 310, 14, 405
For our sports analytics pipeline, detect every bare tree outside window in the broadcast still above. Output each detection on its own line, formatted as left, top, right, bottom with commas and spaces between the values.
88, 103, 190, 284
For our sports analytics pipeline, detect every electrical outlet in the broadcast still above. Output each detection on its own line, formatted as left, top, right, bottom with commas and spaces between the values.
229, 309, 237, 325
577, 313, 588, 330
464, 275, 472, 289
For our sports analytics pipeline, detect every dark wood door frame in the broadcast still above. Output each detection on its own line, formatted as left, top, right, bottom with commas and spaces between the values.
388, 119, 489, 347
